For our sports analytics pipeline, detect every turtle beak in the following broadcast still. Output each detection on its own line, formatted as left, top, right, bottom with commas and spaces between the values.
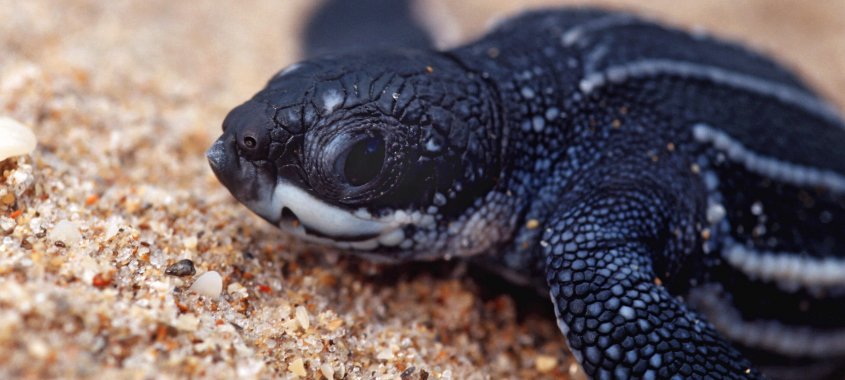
207, 133, 238, 188
207, 132, 256, 206
207, 132, 281, 224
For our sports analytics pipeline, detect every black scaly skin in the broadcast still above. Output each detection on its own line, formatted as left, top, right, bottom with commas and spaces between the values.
208, 8, 845, 380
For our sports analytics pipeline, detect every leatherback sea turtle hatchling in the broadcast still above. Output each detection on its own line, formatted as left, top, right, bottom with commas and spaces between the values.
206, 6, 845, 380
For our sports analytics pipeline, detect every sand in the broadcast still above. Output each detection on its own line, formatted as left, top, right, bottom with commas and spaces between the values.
0, 1, 842, 379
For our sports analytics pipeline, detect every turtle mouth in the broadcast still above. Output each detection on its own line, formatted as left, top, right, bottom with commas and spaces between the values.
263, 181, 410, 251
278, 205, 382, 242
279, 207, 300, 228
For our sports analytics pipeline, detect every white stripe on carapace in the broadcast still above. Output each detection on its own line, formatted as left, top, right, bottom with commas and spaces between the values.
692, 123, 845, 194
561, 13, 639, 47
722, 241, 845, 291
578, 59, 844, 125
688, 284, 845, 357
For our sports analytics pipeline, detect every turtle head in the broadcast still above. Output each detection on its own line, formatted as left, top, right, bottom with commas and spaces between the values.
207, 51, 509, 261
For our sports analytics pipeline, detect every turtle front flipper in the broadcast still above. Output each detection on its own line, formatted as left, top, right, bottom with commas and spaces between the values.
542, 176, 763, 379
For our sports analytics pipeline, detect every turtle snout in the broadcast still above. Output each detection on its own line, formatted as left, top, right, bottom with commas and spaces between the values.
207, 133, 240, 188
207, 136, 228, 169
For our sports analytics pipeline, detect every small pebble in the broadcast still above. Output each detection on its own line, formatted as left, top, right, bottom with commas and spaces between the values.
376, 348, 394, 361
1, 193, 14, 205
27, 339, 49, 359
295, 305, 310, 330
91, 273, 112, 288
441, 369, 452, 380
400, 366, 416, 380
188, 271, 222, 297
320, 363, 335, 380
173, 314, 199, 332
104, 219, 122, 240
48, 220, 82, 246
535, 354, 558, 372
165, 259, 196, 277
183, 236, 198, 250
289, 357, 307, 377
0, 116, 37, 161
0, 216, 15, 233
569, 362, 586, 378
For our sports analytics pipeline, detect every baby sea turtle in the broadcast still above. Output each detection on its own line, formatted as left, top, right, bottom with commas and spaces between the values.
207, 8, 845, 380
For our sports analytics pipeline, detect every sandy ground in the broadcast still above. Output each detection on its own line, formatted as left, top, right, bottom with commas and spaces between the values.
0, 1, 842, 379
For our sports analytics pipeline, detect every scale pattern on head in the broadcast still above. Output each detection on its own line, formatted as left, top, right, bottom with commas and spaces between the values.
208, 50, 509, 260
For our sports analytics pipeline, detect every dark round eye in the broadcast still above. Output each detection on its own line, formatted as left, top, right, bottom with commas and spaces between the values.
339, 136, 385, 186
242, 136, 257, 149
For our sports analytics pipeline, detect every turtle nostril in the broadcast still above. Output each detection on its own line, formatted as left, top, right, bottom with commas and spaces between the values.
280, 207, 300, 228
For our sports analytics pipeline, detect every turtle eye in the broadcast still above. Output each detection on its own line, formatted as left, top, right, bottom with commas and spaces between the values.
337, 136, 385, 186
243, 136, 257, 149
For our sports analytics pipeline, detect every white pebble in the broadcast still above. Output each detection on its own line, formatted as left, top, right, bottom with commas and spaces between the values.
189, 271, 223, 297
289, 357, 307, 377
104, 219, 121, 240
183, 236, 198, 250
49, 220, 82, 246
173, 314, 199, 331
441, 369, 453, 380
376, 348, 395, 360
320, 363, 335, 380
0, 116, 37, 161
27, 339, 49, 358
0, 216, 15, 233
295, 305, 311, 330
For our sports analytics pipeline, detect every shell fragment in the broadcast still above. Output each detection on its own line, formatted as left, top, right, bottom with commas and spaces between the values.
0, 116, 37, 161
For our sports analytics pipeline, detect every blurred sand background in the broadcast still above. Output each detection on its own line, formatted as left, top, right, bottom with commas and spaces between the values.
0, 1, 843, 379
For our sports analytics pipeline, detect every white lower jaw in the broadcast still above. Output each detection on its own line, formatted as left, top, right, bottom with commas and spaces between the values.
279, 221, 405, 252
248, 180, 407, 251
